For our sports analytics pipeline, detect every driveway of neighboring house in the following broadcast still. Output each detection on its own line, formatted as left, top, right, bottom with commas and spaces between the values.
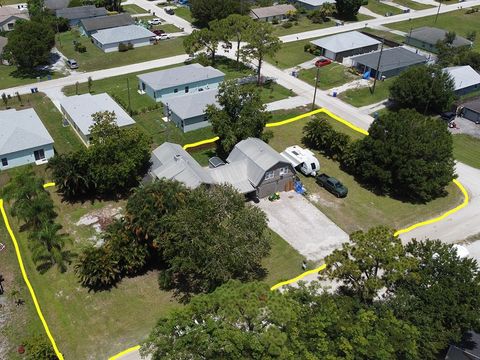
257, 191, 349, 261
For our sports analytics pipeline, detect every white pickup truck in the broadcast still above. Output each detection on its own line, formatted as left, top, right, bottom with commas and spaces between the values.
280, 145, 320, 176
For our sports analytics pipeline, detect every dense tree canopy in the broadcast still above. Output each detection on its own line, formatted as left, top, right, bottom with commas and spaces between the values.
389, 65, 455, 114
346, 109, 455, 202
213, 14, 253, 66
302, 116, 351, 159
189, 0, 247, 27
335, 0, 363, 20
207, 80, 272, 156
183, 26, 220, 64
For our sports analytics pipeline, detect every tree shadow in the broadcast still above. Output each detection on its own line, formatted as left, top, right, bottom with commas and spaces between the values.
9, 68, 55, 81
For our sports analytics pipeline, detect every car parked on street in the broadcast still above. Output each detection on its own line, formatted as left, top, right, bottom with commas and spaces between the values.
315, 57, 332, 67
316, 173, 348, 198
66, 59, 78, 69
148, 18, 162, 25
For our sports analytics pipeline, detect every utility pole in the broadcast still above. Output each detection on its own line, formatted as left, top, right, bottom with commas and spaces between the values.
126, 78, 132, 115
423, 72, 436, 115
434, 0, 442, 24
312, 65, 320, 111
371, 39, 384, 94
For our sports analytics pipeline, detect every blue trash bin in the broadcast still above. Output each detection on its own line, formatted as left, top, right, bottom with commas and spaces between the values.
332, 91, 337, 97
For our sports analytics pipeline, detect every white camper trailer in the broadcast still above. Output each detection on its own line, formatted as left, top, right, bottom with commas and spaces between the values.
280, 145, 320, 176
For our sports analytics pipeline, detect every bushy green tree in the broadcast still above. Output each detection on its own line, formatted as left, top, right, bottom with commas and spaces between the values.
214, 14, 253, 66
189, 0, 247, 27
302, 116, 351, 159
207, 80, 272, 156
75, 245, 121, 290
389, 65, 455, 114
183, 26, 220, 64
350, 109, 455, 202
335, 0, 363, 20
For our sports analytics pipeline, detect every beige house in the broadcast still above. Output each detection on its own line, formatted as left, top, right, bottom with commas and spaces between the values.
0, 7, 29, 32
250, 4, 297, 22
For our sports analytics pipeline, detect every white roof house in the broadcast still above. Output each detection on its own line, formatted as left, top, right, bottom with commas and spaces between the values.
60, 93, 136, 145
311, 31, 381, 61
91, 25, 154, 52
296, 0, 335, 9
443, 65, 480, 94
0, 108, 54, 169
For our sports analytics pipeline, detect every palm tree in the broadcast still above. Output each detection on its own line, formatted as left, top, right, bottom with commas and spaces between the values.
29, 222, 73, 273
75, 245, 120, 290
48, 153, 92, 199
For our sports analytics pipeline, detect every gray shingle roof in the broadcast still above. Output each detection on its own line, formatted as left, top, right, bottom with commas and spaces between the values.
250, 4, 296, 19
0, 7, 29, 24
444, 66, 480, 91
44, 0, 69, 11
56, 6, 107, 20
0, 108, 54, 155
150, 142, 214, 188
311, 31, 381, 54
0, 36, 7, 56
91, 25, 154, 45
350, 47, 427, 72
408, 27, 472, 48
208, 161, 255, 194
164, 89, 219, 120
80, 13, 134, 32
60, 93, 136, 136
138, 64, 225, 92
227, 138, 291, 187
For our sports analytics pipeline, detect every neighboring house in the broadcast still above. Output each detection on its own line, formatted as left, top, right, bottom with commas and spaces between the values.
350, 47, 428, 79
0, 36, 8, 65
60, 93, 136, 146
460, 99, 480, 123
56, 6, 107, 26
137, 64, 225, 102
148, 142, 215, 189
0, 108, 54, 170
80, 13, 135, 36
296, 0, 335, 10
250, 4, 297, 22
44, 0, 70, 11
91, 25, 154, 52
164, 89, 219, 133
443, 65, 480, 96
310, 31, 381, 62
0, 7, 29, 32
405, 27, 472, 53
445, 331, 480, 360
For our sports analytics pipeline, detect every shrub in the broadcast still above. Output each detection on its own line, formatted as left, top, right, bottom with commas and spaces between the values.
118, 42, 129, 52
282, 22, 293, 29
302, 116, 351, 159
75, 245, 121, 290
75, 43, 86, 53
272, 19, 279, 25
127, 42, 134, 50
304, 43, 312, 52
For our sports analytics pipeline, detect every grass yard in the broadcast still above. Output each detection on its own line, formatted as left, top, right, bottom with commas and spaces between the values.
392, 0, 433, 10
2, 93, 83, 153
56, 30, 186, 72
339, 78, 394, 107
298, 63, 358, 90
154, 23, 182, 33
173, 6, 194, 23
122, 4, 148, 14
453, 134, 480, 169
267, 111, 462, 233
272, 17, 334, 37
0, 65, 64, 90
362, 27, 405, 43
363, 1, 402, 16
266, 39, 316, 69
389, 9, 480, 51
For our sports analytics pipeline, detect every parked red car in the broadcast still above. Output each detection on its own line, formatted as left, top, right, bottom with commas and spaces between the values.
315, 58, 332, 67
153, 29, 165, 35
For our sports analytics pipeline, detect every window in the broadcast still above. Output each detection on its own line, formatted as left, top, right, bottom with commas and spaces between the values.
34, 149, 45, 161
311, 162, 316, 170
7, 23, 14, 30
279, 167, 289, 176
174, 88, 178, 93
264, 171, 274, 180
185, 86, 189, 93
1, 158, 7, 166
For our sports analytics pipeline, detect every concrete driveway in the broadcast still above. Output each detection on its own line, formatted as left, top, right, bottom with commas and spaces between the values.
257, 192, 349, 261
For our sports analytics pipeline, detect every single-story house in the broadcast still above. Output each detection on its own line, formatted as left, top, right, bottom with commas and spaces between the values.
460, 99, 480, 123
138, 63, 225, 102
0, 36, 8, 65
60, 93, 136, 146
91, 25, 154, 52
405, 27, 472, 53
295, 0, 335, 10
443, 65, 480, 96
80, 13, 135, 36
250, 4, 297, 22
44, 0, 70, 11
350, 47, 428, 79
0, 108, 54, 170
310, 31, 381, 62
445, 331, 480, 360
56, 5, 107, 26
164, 89, 218, 133
148, 142, 215, 189
0, 7, 29, 32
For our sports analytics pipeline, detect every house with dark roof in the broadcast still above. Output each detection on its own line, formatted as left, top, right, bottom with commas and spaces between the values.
56, 5, 107, 26
0, 7, 29, 32
445, 331, 480, 360
250, 4, 297, 22
405, 27, 472, 53
0, 109, 54, 170
460, 99, 480, 124
350, 46, 428, 79
44, 0, 69, 11
444, 65, 480, 96
137, 64, 225, 102
163, 89, 219, 133
310, 31, 381, 62
79, 13, 135, 36
91, 24, 154, 52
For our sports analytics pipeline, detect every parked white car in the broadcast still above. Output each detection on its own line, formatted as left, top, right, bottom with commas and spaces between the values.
148, 18, 162, 25
156, 33, 170, 40
281, 145, 320, 176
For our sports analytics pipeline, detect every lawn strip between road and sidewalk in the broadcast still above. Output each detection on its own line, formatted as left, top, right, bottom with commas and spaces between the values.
298, 63, 358, 90
338, 78, 394, 107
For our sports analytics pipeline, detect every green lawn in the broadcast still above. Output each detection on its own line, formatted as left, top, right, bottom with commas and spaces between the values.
267, 112, 463, 233
392, 0, 433, 10
298, 63, 358, 90
364, 1, 402, 16
0, 65, 64, 90
56, 30, 186, 72
266, 39, 316, 69
389, 9, 480, 51
362, 27, 405, 43
173, 6, 194, 23
273, 17, 334, 37
453, 134, 480, 169
122, 4, 148, 14
339, 78, 394, 107
154, 23, 182, 33
2, 93, 83, 153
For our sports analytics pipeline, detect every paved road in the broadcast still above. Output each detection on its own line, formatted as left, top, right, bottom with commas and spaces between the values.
280, 0, 480, 42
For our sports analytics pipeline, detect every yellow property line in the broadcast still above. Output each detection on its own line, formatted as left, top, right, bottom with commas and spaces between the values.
108, 345, 141, 360
183, 136, 220, 150
0, 199, 65, 360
